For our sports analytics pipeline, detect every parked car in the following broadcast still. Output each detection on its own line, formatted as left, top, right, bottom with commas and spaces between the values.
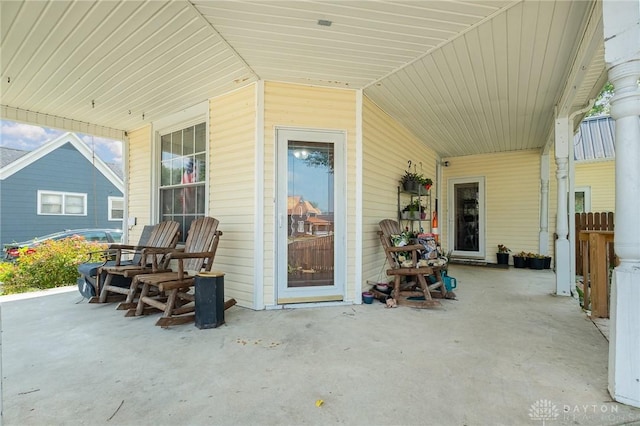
3, 229, 123, 261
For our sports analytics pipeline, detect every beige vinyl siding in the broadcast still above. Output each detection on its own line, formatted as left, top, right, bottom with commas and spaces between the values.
361, 96, 438, 286
442, 150, 541, 263
575, 160, 615, 212
263, 82, 356, 304
126, 125, 153, 245
210, 84, 257, 308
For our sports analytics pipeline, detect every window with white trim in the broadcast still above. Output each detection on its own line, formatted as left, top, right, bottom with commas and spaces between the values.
38, 190, 87, 215
108, 196, 124, 221
159, 122, 207, 241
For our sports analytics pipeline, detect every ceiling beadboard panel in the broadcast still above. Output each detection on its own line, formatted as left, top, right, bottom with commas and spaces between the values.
0, 0, 604, 158
0, 0, 256, 131
195, 0, 513, 88
364, 0, 595, 157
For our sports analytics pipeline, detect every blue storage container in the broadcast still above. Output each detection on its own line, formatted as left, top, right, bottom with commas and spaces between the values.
441, 270, 457, 292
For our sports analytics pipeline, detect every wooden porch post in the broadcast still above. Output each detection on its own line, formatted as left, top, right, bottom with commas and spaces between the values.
554, 117, 572, 296
603, 0, 640, 408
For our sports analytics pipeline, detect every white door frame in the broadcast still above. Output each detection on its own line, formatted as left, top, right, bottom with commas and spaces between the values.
447, 176, 486, 259
275, 127, 346, 304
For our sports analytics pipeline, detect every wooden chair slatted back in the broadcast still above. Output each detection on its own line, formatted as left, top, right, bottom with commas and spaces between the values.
182, 217, 220, 272
378, 219, 402, 269
130, 225, 155, 265
146, 221, 180, 248
140, 220, 180, 266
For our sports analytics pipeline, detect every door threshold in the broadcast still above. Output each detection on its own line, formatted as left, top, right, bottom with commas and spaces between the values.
279, 300, 350, 309
277, 295, 343, 304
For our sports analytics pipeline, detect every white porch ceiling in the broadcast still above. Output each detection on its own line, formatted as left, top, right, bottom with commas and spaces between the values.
0, 0, 606, 157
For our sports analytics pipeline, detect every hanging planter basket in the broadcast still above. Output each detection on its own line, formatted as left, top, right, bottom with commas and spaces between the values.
402, 180, 419, 192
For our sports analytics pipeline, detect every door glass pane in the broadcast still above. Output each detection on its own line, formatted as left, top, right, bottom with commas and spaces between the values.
287, 141, 334, 288
575, 192, 585, 213
454, 183, 479, 252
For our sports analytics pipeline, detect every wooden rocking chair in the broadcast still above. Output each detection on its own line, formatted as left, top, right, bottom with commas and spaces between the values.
77, 225, 154, 299
377, 219, 451, 308
88, 220, 180, 306
125, 216, 231, 327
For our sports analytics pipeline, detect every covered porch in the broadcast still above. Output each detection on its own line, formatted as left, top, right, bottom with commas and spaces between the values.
2, 0, 640, 410
2, 265, 639, 425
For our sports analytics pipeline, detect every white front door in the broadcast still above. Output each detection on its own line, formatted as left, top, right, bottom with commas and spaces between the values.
276, 128, 345, 304
448, 177, 485, 259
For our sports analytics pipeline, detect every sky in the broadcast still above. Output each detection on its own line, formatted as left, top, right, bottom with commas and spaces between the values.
0, 119, 123, 166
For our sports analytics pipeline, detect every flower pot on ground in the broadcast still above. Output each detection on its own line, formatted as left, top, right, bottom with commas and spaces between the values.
544, 256, 552, 269
496, 245, 510, 265
529, 256, 545, 270
513, 255, 526, 268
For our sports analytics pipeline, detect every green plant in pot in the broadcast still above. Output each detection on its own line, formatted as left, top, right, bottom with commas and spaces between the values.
402, 200, 423, 220
400, 170, 420, 192
419, 176, 433, 191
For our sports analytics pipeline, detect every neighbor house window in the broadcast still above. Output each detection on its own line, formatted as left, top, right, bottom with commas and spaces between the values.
574, 187, 591, 213
108, 196, 124, 221
38, 190, 87, 215
159, 122, 207, 241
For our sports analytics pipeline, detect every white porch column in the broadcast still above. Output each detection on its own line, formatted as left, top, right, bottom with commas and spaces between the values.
554, 117, 571, 296
539, 152, 550, 256
604, 0, 640, 408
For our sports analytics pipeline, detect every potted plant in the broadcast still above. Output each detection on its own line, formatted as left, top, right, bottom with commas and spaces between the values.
400, 170, 420, 192
402, 200, 422, 220
419, 176, 433, 191
496, 244, 510, 265
529, 254, 545, 270
513, 251, 527, 268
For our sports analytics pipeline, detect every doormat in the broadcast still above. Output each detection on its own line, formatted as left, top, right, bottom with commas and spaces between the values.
449, 259, 508, 269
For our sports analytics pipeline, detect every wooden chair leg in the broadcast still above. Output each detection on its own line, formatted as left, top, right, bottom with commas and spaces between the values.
116, 277, 140, 310
126, 277, 142, 304
416, 274, 434, 300
159, 289, 179, 320
97, 274, 114, 303
393, 275, 402, 300
135, 282, 151, 316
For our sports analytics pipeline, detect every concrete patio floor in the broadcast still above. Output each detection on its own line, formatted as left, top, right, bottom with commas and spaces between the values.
2, 265, 640, 426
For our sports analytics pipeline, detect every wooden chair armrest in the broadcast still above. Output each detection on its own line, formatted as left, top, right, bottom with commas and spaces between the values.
107, 243, 145, 251
385, 244, 423, 253
168, 251, 216, 260
140, 246, 182, 255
